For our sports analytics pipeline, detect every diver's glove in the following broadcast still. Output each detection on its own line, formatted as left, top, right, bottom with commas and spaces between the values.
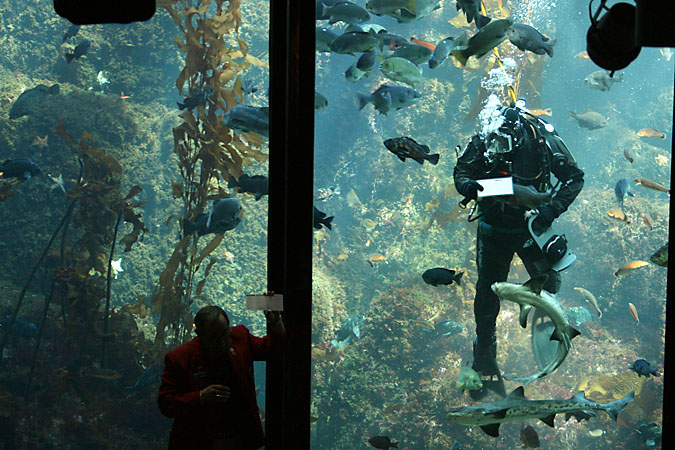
462, 179, 484, 200
531, 205, 556, 235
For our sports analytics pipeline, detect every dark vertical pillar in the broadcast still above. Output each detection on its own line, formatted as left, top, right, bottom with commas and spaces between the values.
266, 0, 315, 449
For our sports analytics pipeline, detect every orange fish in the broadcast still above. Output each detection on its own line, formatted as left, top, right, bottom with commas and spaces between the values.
410, 37, 436, 51
628, 302, 639, 324
120, 91, 131, 99
607, 209, 630, 223
615, 260, 649, 276
637, 128, 666, 139
574, 50, 590, 60
528, 108, 552, 117
369, 253, 387, 262
641, 214, 653, 230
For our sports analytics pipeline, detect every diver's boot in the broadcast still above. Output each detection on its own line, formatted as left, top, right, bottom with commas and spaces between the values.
469, 339, 506, 400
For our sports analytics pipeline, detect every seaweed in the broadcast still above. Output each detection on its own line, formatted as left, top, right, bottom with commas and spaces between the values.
151, 0, 268, 353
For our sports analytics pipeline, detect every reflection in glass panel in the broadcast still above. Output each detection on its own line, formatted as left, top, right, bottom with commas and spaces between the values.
313, 1, 670, 449
0, 0, 269, 447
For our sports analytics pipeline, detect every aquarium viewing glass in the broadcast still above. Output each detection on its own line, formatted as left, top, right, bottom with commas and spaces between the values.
311, 1, 670, 449
0, 0, 271, 447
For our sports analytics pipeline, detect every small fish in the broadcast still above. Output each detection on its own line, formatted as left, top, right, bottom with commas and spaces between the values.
380, 54, 424, 88
606, 209, 630, 223
574, 50, 590, 60
0, 159, 42, 181
569, 110, 607, 130
507, 23, 555, 57
365, 0, 411, 16
528, 108, 552, 117
368, 435, 398, 449
65, 39, 91, 63
62, 24, 81, 42
428, 36, 455, 68
184, 198, 242, 237
623, 148, 635, 164
451, 18, 513, 66
389, 42, 433, 64
310, 416, 320, 423
369, 253, 387, 263
315, 186, 340, 202
357, 84, 421, 115
317, 27, 338, 52
79, 366, 122, 380
588, 429, 604, 437
614, 178, 634, 212
356, 51, 377, 71
9, 83, 60, 119
330, 31, 379, 54
520, 424, 541, 448
120, 91, 131, 100
320, 2, 371, 24
615, 260, 649, 277
312, 347, 341, 361
650, 242, 668, 267
410, 37, 435, 51
223, 104, 270, 137
629, 359, 659, 377
126, 363, 161, 395
383, 137, 439, 165
457, 364, 483, 392
314, 91, 328, 111
573, 287, 602, 318
177, 86, 214, 111
628, 302, 639, 324
641, 214, 653, 230
0, 316, 38, 339
413, 319, 435, 330
32, 135, 48, 148
584, 70, 623, 91
313, 206, 334, 230
331, 315, 364, 350
345, 62, 368, 82
228, 173, 268, 200
634, 177, 669, 194
636, 128, 666, 139
422, 268, 463, 286
455, 0, 491, 28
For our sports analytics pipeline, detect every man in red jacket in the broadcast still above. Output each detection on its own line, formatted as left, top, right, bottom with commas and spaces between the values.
158, 305, 286, 450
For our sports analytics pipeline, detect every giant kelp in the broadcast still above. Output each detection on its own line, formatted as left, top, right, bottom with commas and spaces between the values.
152, 0, 268, 352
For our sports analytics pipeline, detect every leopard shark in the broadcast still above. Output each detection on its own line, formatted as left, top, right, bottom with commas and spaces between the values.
491, 275, 580, 385
447, 385, 634, 437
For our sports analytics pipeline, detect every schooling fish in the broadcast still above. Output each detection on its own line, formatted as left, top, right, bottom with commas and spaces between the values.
584, 70, 623, 91
451, 18, 513, 66
573, 287, 602, 319
628, 302, 639, 324
623, 148, 635, 164
184, 198, 242, 237
177, 86, 214, 111
569, 110, 607, 130
368, 435, 399, 449
228, 173, 268, 200
428, 36, 455, 68
629, 359, 659, 377
0, 159, 42, 181
650, 242, 668, 267
507, 22, 555, 57
313, 206, 334, 230
614, 178, 634, 213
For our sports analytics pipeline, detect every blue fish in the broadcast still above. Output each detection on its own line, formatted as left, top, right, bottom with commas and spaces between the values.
630, 359, 659, 377
0, 316, 38, 339
0, 159, 42, 181
126, 363, 162, 396
614, 178, 634, 213
331, 314, 364, 350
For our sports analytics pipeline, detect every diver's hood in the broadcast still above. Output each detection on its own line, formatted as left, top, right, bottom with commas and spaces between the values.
485, 107, 526, 158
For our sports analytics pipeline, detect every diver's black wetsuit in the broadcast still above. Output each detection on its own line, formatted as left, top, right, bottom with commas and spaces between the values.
453, 112, 584, 397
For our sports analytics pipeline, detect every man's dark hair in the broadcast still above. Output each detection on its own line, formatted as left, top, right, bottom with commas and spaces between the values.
194, 305, 229, 335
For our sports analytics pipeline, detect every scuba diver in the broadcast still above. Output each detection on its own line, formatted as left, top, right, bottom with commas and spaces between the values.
453, 102, 584, 400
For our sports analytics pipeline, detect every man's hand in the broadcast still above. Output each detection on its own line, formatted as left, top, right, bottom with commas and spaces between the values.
264, 310, 282, 324
463, 179, 484, 200
200, 384, 230, 404
531, 206, 556, 235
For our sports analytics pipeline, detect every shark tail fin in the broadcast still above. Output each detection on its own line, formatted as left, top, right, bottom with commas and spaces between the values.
605, 391, 635, 421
